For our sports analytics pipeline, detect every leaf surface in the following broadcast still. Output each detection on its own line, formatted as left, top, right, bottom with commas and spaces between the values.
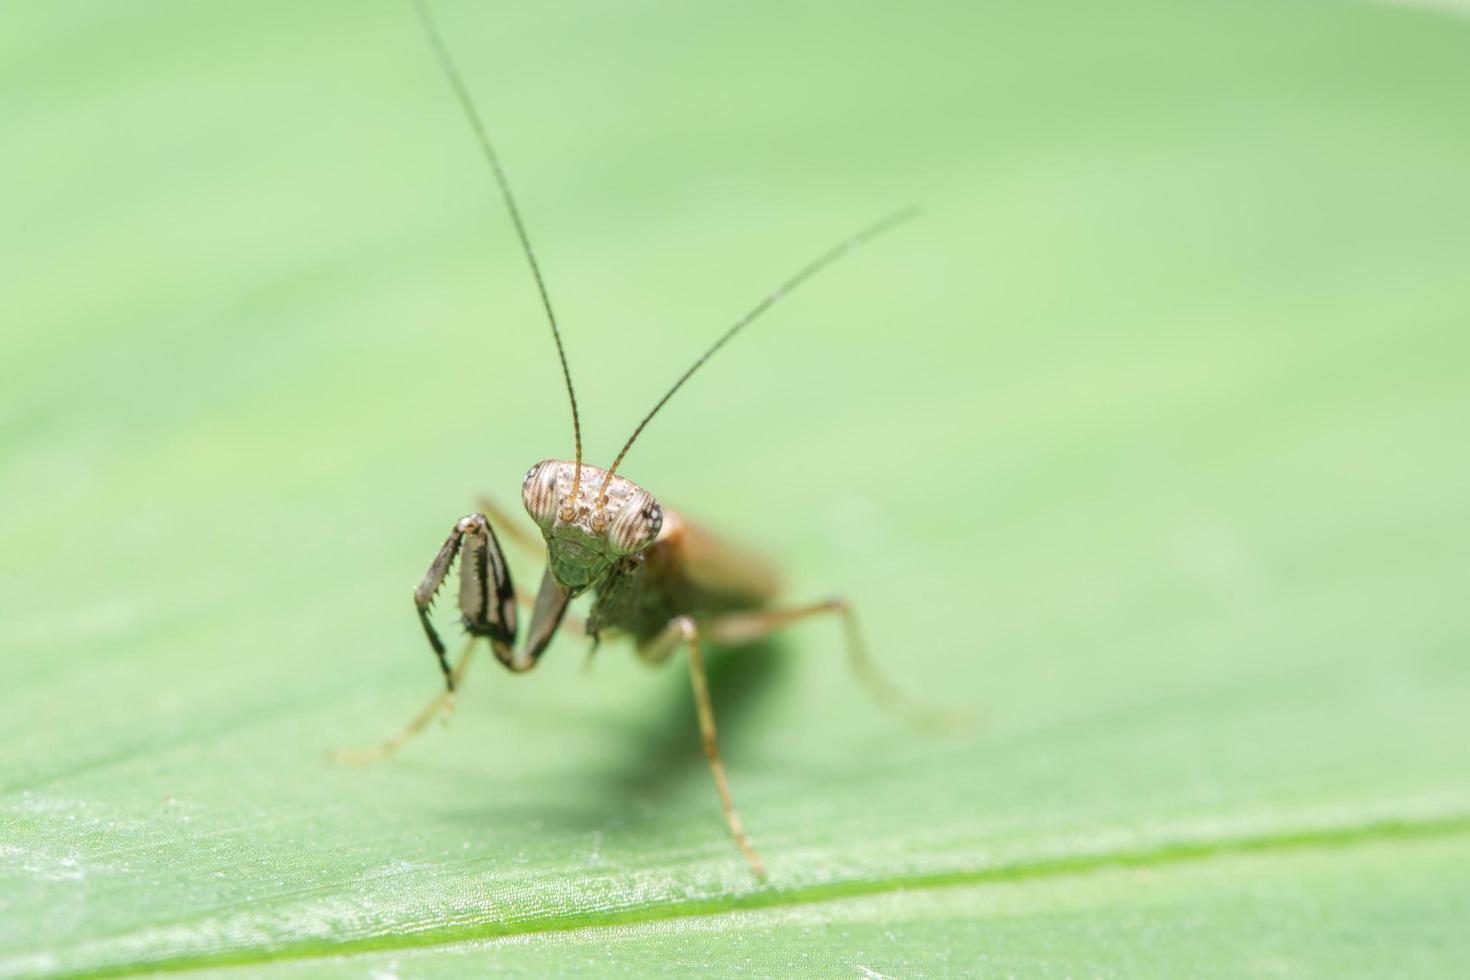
3, 0, 1469, 975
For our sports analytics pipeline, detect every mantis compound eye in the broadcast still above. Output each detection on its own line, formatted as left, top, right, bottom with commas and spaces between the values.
521, 460, 561, 528
605, 487, 662, 555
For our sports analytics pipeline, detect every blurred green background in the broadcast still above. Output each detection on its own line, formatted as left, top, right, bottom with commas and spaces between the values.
4, 0, 1470, 975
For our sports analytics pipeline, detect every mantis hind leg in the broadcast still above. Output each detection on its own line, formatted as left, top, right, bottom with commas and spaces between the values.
703, 598, 971, 736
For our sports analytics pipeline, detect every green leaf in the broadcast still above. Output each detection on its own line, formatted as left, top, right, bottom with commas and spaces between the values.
3, 0, 1468, 975
175, 836, 1470, 978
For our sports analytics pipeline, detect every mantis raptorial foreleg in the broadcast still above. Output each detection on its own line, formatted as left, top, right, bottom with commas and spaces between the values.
413, 514, 517, 690
477, 493, 588, 634
335, 507, 583, 765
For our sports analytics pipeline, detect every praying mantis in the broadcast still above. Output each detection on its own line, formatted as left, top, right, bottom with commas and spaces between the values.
338, 0, 949, 881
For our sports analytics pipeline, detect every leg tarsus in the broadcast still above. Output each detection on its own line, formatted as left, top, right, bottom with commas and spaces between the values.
828, 598, 973, 735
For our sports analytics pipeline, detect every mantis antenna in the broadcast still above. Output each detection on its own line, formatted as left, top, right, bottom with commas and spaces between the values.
413, 0, 586, 511
597, 206, 921, 508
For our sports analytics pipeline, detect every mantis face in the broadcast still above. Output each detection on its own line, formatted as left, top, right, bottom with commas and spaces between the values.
521, 459, 663, 594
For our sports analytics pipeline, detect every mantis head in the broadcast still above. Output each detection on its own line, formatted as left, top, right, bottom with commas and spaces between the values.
521, 459, 663, 595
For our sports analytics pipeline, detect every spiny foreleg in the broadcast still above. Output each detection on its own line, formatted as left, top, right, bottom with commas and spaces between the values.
414, 514, 517, 691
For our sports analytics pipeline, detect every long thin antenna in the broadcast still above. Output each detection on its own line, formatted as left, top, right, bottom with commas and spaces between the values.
413, 0, 584, 505
597, 206, 920, 504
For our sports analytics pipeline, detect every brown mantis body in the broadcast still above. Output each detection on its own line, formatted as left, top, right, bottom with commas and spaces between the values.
338, 1, 943, 880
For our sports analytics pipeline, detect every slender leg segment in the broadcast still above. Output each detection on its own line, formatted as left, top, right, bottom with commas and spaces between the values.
705, 598, 969, 735
334, 586, 582, 767
641, 616, 767, 880
414, 514, 517, 690
632, 598, 962, 878
332, 638, 477, 766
